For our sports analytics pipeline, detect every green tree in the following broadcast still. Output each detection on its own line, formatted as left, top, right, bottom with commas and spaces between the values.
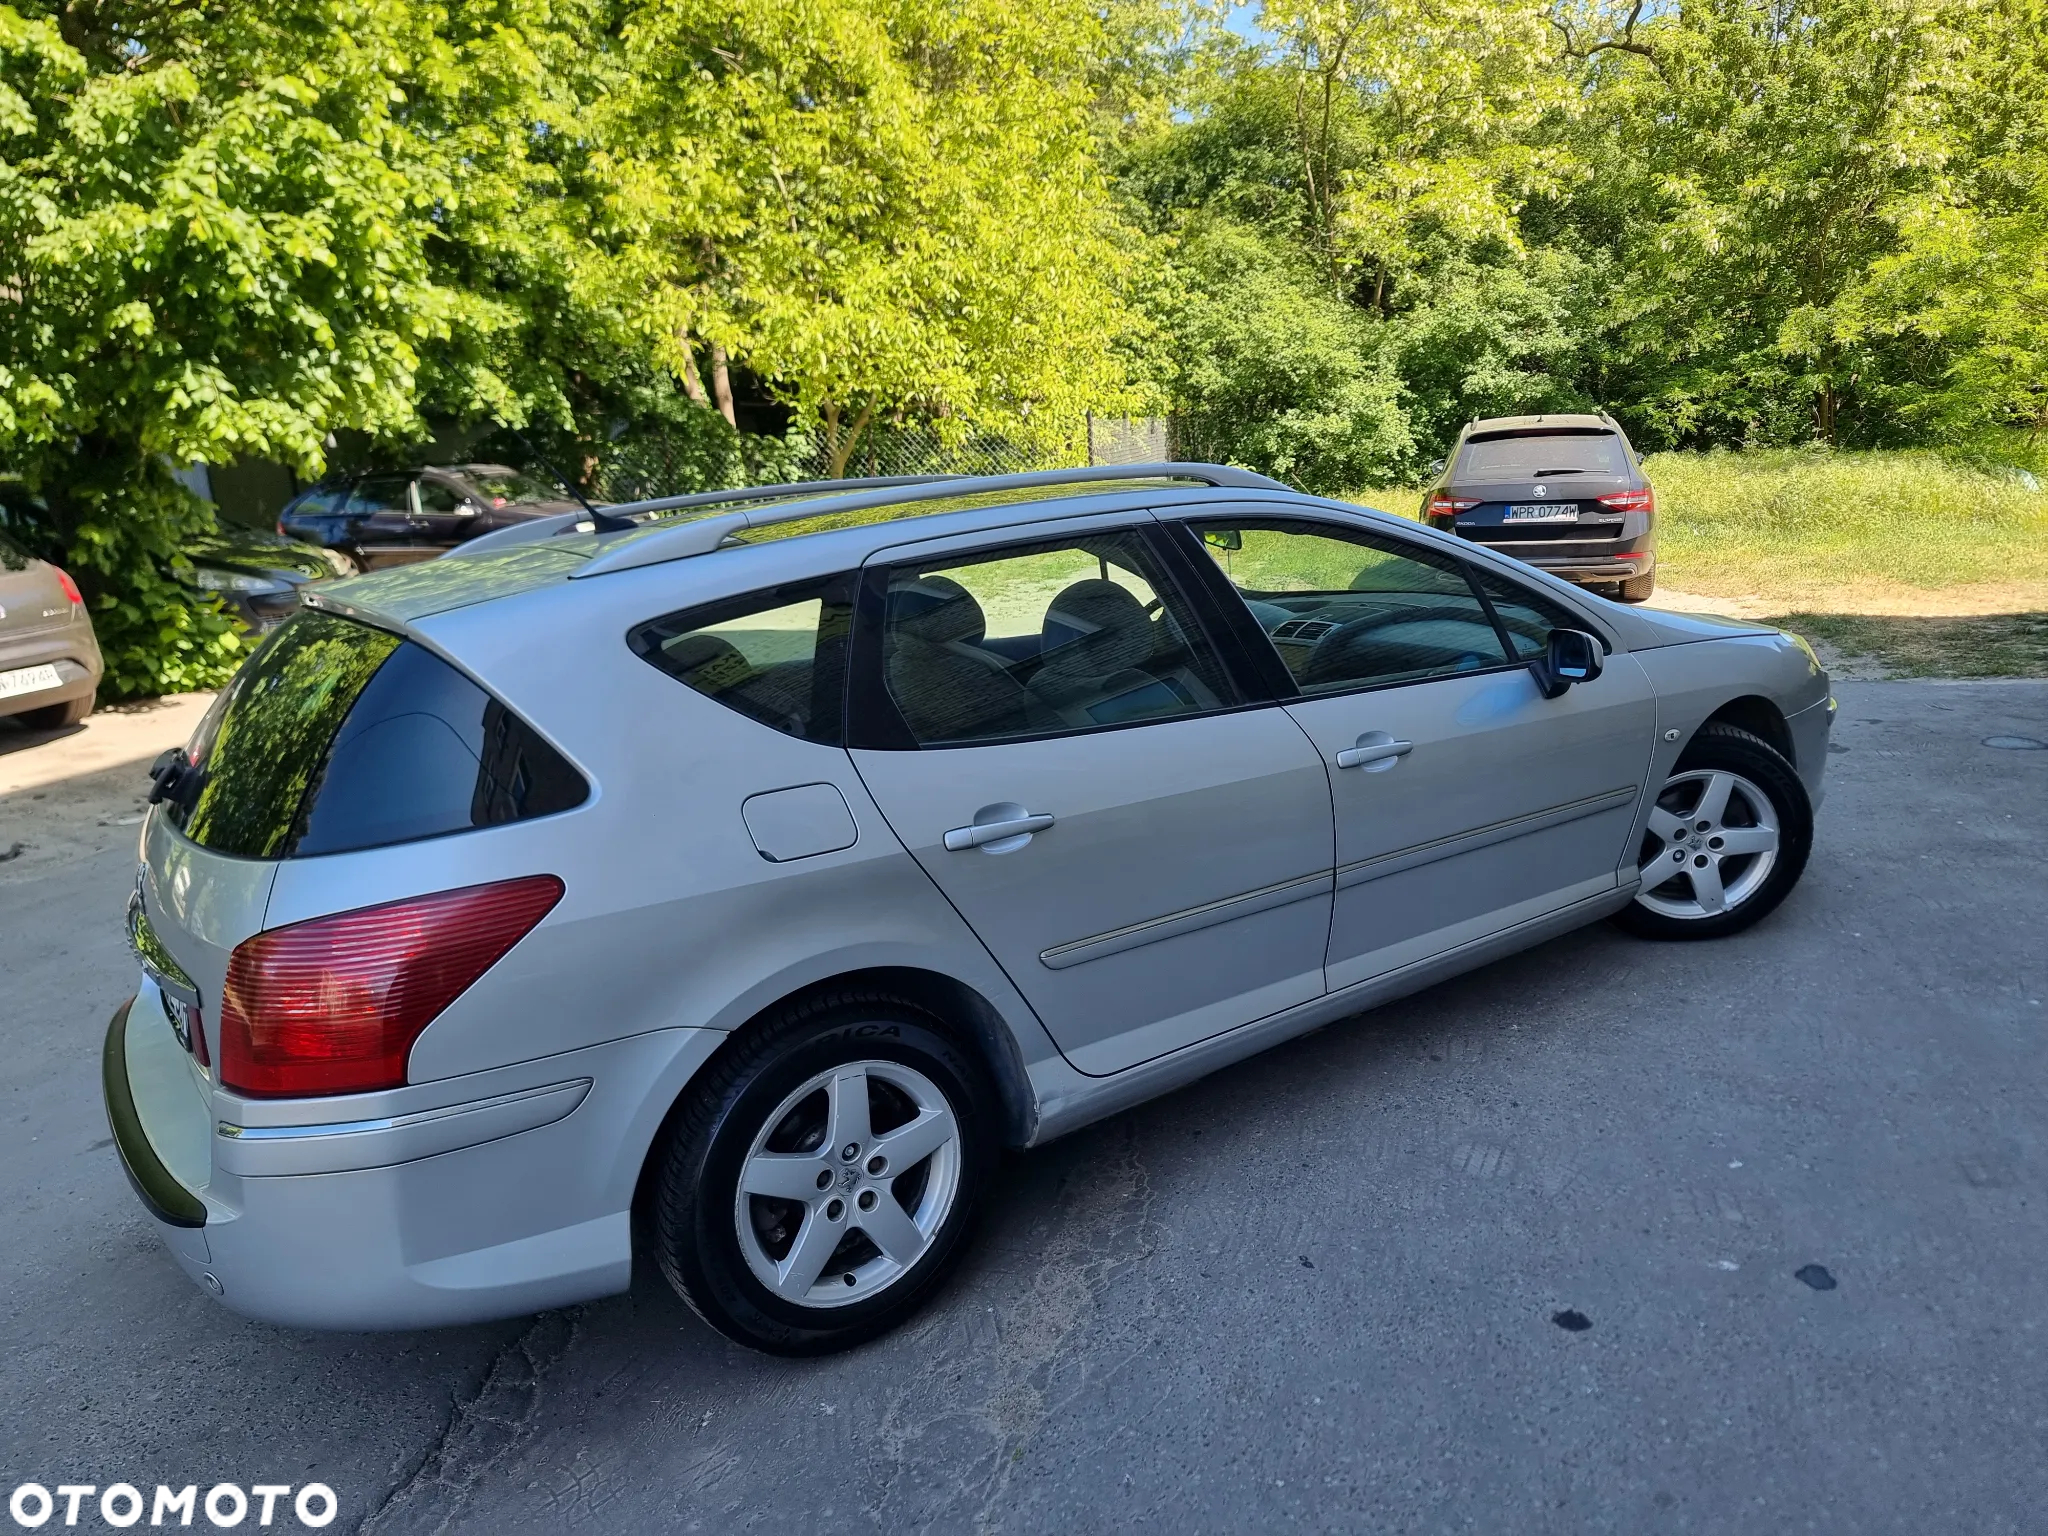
595, 0, 1152, 479
0, 1, 492, 692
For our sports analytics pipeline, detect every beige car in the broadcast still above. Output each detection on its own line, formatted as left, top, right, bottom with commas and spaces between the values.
0, 529, 101, 729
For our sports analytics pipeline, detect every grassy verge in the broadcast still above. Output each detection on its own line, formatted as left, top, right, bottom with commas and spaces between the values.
1762, 612, 2048, 678
1346, 445, 2048, 677
1643, 447, 2048, 596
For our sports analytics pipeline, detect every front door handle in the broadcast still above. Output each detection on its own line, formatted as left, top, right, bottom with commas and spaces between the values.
944, 804, 1055, 853
1334, 735, 1413, 771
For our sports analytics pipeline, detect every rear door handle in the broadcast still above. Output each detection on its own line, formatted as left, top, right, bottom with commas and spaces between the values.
944, 806, 1055, 852
1335, 736, 1413, 770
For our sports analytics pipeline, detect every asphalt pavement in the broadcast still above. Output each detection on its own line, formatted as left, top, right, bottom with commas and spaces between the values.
3, 680, 2045, 1534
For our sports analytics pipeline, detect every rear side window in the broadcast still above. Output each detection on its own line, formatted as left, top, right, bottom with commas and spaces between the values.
1457, 432, 1627, 479
288, 486, 347, 517
630, 575, 854, 744
165, 609, 586, 859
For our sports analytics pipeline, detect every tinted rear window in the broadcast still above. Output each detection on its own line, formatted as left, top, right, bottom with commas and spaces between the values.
1457, 432, 1628, 478
165, 609, 585, 859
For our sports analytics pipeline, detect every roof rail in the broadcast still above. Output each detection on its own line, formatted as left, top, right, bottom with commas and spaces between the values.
570, 462, 1289, 580
599, 473, 963, 523
438, 473, 966, 562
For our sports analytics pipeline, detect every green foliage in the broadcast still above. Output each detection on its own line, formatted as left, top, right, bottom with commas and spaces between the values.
1165, 222, 1410, 492
0, 0, 513, 695
1126, 0, 2048, 474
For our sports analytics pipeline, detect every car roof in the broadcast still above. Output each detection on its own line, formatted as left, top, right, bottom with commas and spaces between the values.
1463, 413, 1618, 438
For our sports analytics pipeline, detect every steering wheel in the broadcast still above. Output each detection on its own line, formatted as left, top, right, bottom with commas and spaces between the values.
1303, 604, 1506, 687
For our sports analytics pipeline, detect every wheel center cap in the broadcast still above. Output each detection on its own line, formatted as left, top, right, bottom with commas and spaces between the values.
838, 1165, 860, 1192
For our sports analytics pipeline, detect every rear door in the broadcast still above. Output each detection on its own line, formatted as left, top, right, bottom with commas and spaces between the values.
846, 515, 1334, 1076
1174, 513, 1657, 990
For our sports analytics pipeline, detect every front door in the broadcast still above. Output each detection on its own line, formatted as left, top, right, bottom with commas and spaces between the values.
847, 519, 1335, 1077
1178, 514, 1657, 990
341, 475, 433, 568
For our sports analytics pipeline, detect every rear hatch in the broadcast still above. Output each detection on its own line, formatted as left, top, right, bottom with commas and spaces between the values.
0, 535, 79, 643
1435, 429, 1640, 548
133, 606, 588, 1102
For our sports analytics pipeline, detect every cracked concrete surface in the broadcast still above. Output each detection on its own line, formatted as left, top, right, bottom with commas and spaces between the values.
3, 681, 2046, 1533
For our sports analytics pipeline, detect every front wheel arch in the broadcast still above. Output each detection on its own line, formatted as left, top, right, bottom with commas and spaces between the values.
1701, 694, 1794, 769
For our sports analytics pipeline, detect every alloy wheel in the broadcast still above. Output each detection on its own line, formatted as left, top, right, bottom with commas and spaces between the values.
1635, 768, 1781, 920
733, 1060, 963, 1309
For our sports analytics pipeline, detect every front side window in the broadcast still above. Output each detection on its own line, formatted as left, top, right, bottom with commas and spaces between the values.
1465, 566, 1595, 660
630, 576, 854, 744
417, 479, 465, 513
1190, 519, 1511, 694
870, 529, 1237, 748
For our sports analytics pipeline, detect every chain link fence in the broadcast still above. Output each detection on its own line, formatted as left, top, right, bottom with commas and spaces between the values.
585, 413, 1173, 503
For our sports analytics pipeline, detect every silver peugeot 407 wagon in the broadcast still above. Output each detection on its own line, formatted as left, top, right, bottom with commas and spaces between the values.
106, 465, 1831, 1354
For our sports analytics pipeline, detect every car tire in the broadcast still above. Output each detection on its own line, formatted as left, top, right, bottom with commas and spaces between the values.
1613, 722, 1812, 942
16, 694, 93, 730
1618, 572, 1656, 602
649, 991, 997, 1355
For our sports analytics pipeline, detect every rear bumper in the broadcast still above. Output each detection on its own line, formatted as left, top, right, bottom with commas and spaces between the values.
102, 978, 727, 1331
1518, 552, 1655, 585
0, 623, 101, 718
1450, 512, 1655, 588
103, 998, 207, 1228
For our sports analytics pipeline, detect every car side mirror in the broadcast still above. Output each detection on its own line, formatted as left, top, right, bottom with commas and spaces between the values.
1428, 458, 1446, 476
1201, 529, 1242, 552
1531, 628, 1603, 699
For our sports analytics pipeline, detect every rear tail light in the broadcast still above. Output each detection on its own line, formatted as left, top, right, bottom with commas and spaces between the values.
53, 567, 83, 606
275, 518, 288, 537
1597, 488, 1655, 514
218, 875, 564, 1097
1427, 493, 1481, 518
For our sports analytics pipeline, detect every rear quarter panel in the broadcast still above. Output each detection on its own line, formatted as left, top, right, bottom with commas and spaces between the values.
265, 572, 1064, 1094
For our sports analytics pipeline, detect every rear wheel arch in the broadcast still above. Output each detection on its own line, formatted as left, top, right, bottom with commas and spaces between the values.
629, 966, 1034, 1244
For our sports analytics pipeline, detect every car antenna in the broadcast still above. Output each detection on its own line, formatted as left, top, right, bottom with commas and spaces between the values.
508, 428, 636, 533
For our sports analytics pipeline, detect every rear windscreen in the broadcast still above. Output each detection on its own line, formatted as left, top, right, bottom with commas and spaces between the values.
164, 609, 585, 859
1457, 432, 1628, 479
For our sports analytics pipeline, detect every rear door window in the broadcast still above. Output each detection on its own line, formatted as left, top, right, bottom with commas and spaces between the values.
345, 476, 414, 516
1457, 433, 1627, 478
859, 529, 1240, 748
288, 486, 347, 517
164, 609, 585, 858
